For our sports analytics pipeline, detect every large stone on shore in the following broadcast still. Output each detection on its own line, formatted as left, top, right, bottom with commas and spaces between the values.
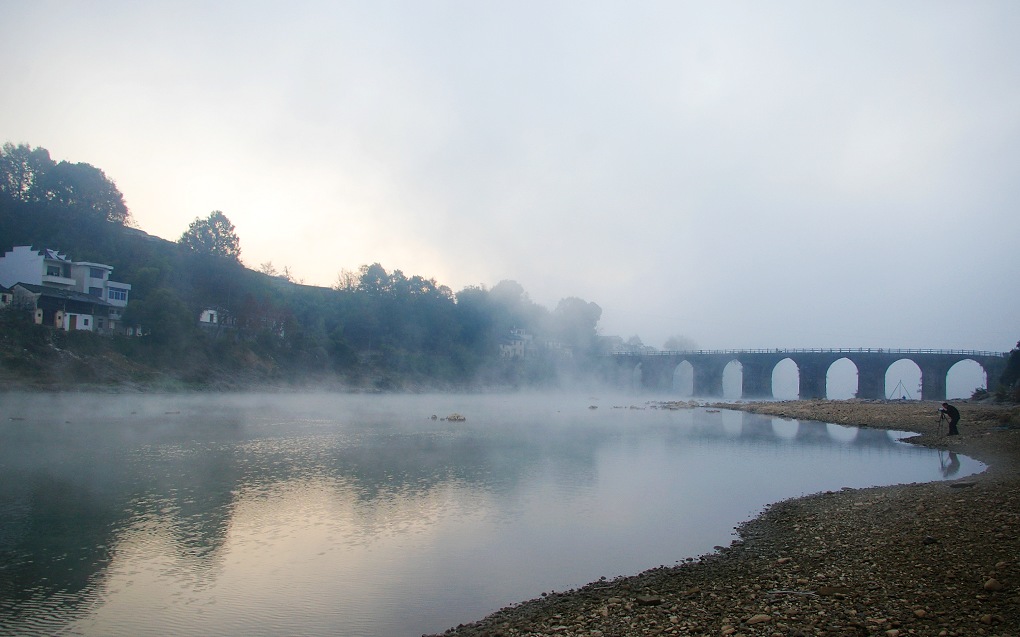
983, 578, 1004, 591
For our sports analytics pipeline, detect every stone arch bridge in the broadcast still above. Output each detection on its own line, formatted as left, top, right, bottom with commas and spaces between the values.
613, 349, 1008, 400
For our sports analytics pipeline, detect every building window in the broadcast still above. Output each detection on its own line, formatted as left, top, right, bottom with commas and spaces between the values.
89, 286, 103, 297
108, 287, 128, 301
83, 317, 90, 326
47, 265, 62, 276
90, 267, 106, 279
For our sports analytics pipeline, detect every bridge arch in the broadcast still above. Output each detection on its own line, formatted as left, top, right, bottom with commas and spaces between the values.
722, 360, 743, 399
629, 362, 643, 391
611, 348, 1008, 400
672, 361, 694, 397
886, 359, 921, 400
772, 358, 799, 400
826, 358, 858, 399
947, 359, 986, 399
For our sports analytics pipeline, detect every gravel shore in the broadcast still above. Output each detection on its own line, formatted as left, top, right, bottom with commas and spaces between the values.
426, 399, 1020, 637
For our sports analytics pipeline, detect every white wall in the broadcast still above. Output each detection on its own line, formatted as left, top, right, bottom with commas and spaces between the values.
0, 246, 44, 288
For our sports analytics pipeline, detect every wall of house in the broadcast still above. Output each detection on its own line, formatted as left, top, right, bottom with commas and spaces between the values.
71, 262, 111, 297
62, 312, 95, 332
105, 281, 131, 308
3, 246, 133, 334
68, 261, 131, 307
0, 246, 45, 288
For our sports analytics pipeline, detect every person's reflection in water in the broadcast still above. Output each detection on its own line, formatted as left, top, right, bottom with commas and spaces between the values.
941, 451, 960, 478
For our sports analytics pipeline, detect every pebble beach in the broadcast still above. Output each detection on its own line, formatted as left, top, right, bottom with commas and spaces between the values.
426, 399, 1020, 637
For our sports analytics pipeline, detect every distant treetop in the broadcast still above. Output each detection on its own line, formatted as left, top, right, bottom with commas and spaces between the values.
178, 210, 242, 262
0, 142, 131, 225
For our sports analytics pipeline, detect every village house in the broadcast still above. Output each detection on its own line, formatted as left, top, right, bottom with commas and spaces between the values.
499, 328, 534, 360
197, 306, 240, 336
0, 246, 133, 334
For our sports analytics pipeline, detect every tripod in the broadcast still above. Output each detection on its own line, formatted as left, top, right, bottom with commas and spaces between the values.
938, 410, 947, 437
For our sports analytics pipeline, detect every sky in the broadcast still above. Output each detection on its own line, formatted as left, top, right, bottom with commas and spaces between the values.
3, 1, 1018, 352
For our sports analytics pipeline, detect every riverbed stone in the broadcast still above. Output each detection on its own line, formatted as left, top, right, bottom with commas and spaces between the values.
983, 578, 1003, 591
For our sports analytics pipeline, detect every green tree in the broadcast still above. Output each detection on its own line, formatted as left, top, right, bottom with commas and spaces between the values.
121, 288, 194, 347
0, 142, 52, 201
551, 297, 602, 353
356, 263, 392, 295
1, 143, 130, 224
333, 268, 359, 292
1000, 340, 1020, 401
663, 335, 699, 351
40, 160, 130, 224
625, 335, 646, 352
178, 210, 242, 262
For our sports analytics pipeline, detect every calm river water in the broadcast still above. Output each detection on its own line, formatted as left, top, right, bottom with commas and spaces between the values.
0, 392, 982, 636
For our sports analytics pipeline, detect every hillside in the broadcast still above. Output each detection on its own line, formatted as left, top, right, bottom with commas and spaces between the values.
0, 146, 610, 392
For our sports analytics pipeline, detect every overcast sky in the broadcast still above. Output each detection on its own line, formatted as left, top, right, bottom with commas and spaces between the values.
4, 1, 1018, 352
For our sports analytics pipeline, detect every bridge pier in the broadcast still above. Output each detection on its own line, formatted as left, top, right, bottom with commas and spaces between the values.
856, 360, 886, 399
985, 358, 1006, 394
919, 361, 950, 401
795, 359, 827, 399
693, 361, 725, 397
740, 360, 774, 398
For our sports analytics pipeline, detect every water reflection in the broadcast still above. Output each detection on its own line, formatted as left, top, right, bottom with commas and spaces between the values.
678, 409, 911, 450
941, 451, 961, 477
0, 394, 984, 637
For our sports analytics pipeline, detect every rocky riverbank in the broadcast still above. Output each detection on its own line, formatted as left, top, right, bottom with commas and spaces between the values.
426, 400, 1020, 637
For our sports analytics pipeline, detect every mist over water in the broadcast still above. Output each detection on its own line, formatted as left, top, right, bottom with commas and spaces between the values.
0, 392, 982, 637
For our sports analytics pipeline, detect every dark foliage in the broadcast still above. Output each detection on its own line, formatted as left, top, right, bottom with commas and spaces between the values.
1, 143, 130, 225
178, 211, 242, 262
999, 341, 1020, 402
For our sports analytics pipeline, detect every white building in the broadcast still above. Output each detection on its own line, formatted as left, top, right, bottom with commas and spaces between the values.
0, 246, 132, 333
499, 328, 534, 360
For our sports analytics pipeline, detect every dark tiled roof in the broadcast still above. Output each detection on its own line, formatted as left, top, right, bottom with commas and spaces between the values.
14, 283, 113, 307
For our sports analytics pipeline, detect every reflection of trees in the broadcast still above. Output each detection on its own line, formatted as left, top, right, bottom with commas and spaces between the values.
1, 400, 614, 634
134, 443, 241, 561
0, 471, 120, 623
0, 412, 246, 629
0, 423, 130, 618
234, 423, 606, 504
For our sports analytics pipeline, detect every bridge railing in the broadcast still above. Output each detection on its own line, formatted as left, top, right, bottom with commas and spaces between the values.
610, 348, 1007, 358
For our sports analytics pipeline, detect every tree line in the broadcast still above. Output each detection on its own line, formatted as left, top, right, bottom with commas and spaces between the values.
0, 143, 612, 390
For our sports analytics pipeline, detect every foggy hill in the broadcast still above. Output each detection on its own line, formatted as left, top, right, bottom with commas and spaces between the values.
0, 148, 608, 391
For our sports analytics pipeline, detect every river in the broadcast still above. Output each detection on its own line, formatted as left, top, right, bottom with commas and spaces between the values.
0, 392, 982, 636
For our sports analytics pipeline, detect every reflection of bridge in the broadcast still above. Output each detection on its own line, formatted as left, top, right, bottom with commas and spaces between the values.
614, 348, 1008, 400
682, 409, 915, 449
